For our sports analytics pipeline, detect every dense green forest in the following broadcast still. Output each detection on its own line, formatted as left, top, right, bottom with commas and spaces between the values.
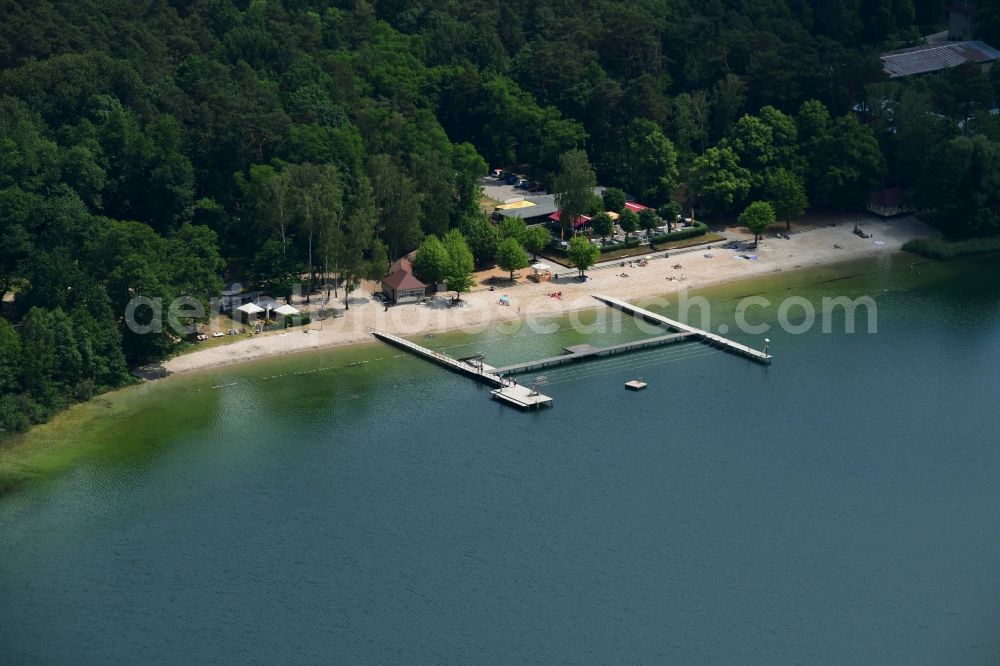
2, 0, 1000, 433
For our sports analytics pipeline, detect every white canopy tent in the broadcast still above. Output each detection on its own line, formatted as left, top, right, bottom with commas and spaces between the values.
531, 262, 551, 272
236, 302, 264, 315
274, 304, 300, 316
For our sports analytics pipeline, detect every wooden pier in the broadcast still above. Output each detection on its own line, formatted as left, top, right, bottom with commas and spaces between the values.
592, 295, 772, 364
494, 332, 695, 375
370, 330, 553, 409
371, 295, 769, 411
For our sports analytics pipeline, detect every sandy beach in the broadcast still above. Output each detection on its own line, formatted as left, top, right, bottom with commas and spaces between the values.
161, 214, 934, 375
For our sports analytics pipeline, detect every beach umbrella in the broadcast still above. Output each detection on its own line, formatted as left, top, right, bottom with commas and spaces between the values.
274, 304, 299, 316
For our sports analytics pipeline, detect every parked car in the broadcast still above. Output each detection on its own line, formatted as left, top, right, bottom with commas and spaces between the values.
491, 168, 504, 178
514, 179, 529, 188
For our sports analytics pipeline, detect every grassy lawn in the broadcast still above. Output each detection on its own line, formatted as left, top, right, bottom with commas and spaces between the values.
479, 194, 501, 213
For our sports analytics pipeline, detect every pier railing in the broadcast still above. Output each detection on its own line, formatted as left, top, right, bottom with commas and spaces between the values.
592, 295, 772, 364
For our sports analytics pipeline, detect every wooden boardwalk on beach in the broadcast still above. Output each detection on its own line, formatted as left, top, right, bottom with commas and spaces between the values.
370, 330, 553, 409
592, 295, 772, 364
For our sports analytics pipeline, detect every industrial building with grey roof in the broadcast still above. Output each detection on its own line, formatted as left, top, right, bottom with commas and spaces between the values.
881, 40, 1000, 79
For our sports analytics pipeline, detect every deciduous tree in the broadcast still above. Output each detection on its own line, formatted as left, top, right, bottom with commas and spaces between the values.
657, 201, 683, 232
619, 208, 639, 239
462, 214, 501, 267
0, 319, 20, 394
567, 236, 600, 278
498, 217, 527, 243
442, 229, 475, 300
739, 201, 776, 243
554, 149, 596, 239
764, 169, 808, 229
624, 119, 679, 206
601, 187, 626, 214
592, 212, 614, 244
688, 147, 751, 214
496, 237, 529, 282
522, 225, 550, 260
638, 208, 659, 235
412, 235, 450, 287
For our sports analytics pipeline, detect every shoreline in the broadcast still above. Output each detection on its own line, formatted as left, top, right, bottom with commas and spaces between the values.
161, 215, 935, 377
0, 215, 936, 496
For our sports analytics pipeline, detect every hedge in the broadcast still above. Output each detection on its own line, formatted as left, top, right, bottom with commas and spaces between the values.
597, 221, 708, 253
651, 221, 708, 243
546, 222, 709, 257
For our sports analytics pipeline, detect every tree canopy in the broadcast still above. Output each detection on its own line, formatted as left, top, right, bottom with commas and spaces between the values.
740, 201, 777, 242
0, 0, 993, 433
496, 237, 529, 281
567, 236, 600, 277
619, 209, 640, 239
592, 212, 615, 242
554, 149, 596, 238
442, 229, 475, 299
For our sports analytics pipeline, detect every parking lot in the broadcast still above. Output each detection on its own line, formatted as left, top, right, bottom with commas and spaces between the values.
481, 176, 544, 204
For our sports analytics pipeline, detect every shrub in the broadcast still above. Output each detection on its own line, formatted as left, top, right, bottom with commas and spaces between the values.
0, 394, 30, 434
598, 221, 708, 253
283, 314, 311, 328
600, 238, 642, 253
650, 221, 708, 244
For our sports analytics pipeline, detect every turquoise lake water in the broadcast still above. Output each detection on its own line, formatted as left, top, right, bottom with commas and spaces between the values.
1, 253, 999, 663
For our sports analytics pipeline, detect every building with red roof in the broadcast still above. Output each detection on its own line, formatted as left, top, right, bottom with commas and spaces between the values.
548, 210, 592, 229
624, 202, 651, 213
381, 256, 428, 304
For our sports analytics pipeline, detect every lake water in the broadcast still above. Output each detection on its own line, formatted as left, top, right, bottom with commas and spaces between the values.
2, 253, 1000, 663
